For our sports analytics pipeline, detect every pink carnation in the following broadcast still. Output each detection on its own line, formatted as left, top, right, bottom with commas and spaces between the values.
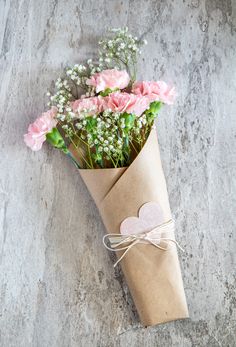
132, 81, 176, 105
104, 92, 150, 117
24, 107, 58, 151
72, 96, 105, 116
86, 69, 130, 93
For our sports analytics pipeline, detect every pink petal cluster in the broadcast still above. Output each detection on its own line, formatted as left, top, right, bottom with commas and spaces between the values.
24, 107, 58, 151
104, 92, 150, 116
86, 69, 130, 93
72, 96, 105, 116
132, 81, 176, 105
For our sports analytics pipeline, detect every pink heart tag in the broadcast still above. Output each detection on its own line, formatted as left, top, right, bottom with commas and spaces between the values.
120, 202, 164, 236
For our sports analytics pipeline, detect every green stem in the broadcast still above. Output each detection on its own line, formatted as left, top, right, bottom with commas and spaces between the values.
130, 140, 138, 154
69, 136, 92, 169
87, 144, 94, 169
69, 123, 95, 168
108, 154, 117, 168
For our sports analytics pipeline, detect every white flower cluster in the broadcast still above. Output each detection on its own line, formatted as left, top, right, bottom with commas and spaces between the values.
98, 27, 147, 79
66, 64, 86, 85
69, 106, 152, 167
66, 60, 101, 97
44, 27, 152, 168
47, 78, 74, 118
47, 27, 147, 115
75, 111, 123, 159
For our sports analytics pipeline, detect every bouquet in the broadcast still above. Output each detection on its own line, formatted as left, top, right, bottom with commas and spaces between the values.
24, 28, 188, 326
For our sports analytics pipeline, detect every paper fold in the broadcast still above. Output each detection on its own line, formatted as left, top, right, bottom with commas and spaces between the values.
79, 130, 189, 326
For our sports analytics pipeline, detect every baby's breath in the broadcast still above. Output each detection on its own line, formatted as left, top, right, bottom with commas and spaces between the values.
44, 28, 155, 169
98, 27, 147, 81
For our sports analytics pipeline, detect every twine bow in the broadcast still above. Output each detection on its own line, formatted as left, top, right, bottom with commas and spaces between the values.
103, 219, 184, 267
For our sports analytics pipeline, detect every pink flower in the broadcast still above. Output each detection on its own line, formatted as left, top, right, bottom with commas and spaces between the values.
104, 92, 150, 116
71, 96, 105, 116
86, 69, 130, 93
132, 81, 176, 105
24, 107, 58, 151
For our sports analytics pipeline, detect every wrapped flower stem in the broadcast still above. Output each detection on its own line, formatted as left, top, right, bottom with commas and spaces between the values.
24, 27, 188, 326
78, 130, 188, 326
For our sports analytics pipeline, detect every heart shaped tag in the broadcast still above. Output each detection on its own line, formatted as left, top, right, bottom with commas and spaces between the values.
120, 202, 164, 236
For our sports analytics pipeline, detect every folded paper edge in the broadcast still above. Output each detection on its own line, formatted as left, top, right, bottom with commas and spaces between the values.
78, 129, 189, 325
79, 129, 158, 205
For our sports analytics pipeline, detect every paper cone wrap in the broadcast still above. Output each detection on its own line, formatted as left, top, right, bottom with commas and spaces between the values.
79, 130, 189, 326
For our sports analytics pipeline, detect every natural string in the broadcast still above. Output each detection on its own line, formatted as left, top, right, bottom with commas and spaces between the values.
103, 219, 184, 267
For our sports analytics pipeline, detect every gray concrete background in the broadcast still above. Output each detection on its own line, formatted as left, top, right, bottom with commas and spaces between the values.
0, 0, 236, 346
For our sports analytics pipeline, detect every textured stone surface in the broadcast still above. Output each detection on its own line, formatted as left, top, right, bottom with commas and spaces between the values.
0, 0, 236, 346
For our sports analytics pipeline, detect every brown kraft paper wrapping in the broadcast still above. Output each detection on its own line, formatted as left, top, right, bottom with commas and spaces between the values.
78, 130, 189, 326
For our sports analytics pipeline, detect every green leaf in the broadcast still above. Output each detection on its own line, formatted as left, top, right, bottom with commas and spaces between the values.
86, 117, 97, 132
46, 128, 68, 153
99, 87, 119, 96
148, 101, 162, 115
145, 101, 163, 125
92, 150, 104, 168
121, 112, 135, 131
